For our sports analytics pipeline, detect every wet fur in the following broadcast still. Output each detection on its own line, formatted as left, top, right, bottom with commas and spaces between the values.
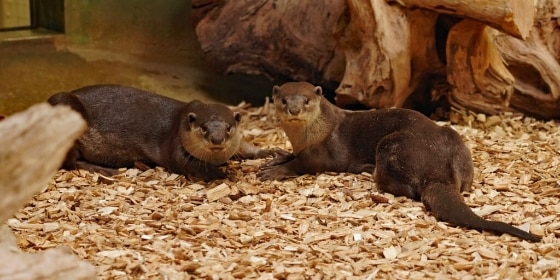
48, 84, 283, 181
259, 82, 541, 242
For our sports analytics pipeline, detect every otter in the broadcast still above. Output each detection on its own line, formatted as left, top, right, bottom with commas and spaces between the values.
258, 82, 541, 242
48, 84, 286, 181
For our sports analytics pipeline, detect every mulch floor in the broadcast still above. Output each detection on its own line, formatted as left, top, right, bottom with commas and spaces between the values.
9, 102, 560, 279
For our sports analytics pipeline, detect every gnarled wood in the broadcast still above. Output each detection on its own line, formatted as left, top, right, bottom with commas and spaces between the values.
0, 103, 86, 224
446, 20, 515, 115
387, 0, 535, 39
335, 1, 444, 109
192, 0, 560, 119
192, 0, 346, 90
334, 0, 411, 108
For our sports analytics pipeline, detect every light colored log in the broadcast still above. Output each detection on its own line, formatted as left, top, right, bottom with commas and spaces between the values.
0, 103, 86, 224
446, 20, 515, 114
495, 30, 560, 118
193, 0, 560, 118
0, 104, 93, 279
0, 225, 95, 280
335, 0, 412, 108
387, 0, 535, 39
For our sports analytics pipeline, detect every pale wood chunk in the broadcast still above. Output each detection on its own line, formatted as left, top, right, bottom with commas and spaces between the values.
206, 183, 232, 202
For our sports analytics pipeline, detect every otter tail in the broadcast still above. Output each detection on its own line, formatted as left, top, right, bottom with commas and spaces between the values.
422, 185, 541, 242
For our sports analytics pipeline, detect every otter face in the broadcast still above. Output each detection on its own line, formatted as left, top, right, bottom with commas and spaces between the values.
272, 82, 323, 124
180, 102, 242, 165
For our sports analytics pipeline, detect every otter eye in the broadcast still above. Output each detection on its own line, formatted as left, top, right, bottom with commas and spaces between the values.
282, 98, 287, 105
200, 125, 207, 133
304, 98, 310, 105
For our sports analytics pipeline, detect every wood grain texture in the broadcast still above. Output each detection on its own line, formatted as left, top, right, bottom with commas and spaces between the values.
388, 0, 535, 39
0, 103, 86, 224
192, 0, 560, 119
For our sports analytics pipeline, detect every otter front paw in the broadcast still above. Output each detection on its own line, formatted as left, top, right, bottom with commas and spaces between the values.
256, 148, 291, 159
260, 153, 295, 168
75, 161, 119, 177
257, 165, 296, 181
190, 165, 227, 181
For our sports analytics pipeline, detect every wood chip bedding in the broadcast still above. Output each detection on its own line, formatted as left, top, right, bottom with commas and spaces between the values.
8, 102, 560, 279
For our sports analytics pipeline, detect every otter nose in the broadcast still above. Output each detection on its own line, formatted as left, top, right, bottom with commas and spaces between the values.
207, 129, 226, 145
209, 133, 225, 144
205, 121, 227, 145
288, 108, 301, 115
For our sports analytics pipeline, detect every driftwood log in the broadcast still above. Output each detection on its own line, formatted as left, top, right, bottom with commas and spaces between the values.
0, 103, 95, 279
192, 0, 560, 119
192, 0, 347, 91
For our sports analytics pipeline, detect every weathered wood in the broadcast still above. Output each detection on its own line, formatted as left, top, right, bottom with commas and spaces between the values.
387, 0, 535, 39
446, 20, 515, 115
335, 1, 444, 109
493, 0, 560, 119
192, 0, 346, 90
192, 0, 560, 119
0, 103, 86, 223
334, 0, 411, 108
446, 0, 560, 118
0, 103, 92, 279
0, 225, 96, 280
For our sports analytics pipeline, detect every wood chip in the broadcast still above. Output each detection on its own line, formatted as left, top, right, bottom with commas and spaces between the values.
205, 183, 231, 202
8, 105, 560, 279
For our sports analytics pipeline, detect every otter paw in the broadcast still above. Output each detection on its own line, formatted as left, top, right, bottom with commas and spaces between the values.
201, 169, 227, 181
189, 165, 227, 181
258, 148, 291, 158
75, 161, 119, 177
257, 165, 295, 181
260, 153, 295, 168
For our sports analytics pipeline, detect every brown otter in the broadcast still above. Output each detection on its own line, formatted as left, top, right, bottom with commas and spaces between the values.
48, 84, 286, 181
258, 81, 541, 242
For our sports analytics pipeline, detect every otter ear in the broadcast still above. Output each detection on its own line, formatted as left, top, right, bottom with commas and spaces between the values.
188, 112, 197, 123
272, 85, 281, 96
314, 86, 323, 96
234, 112, 242, 124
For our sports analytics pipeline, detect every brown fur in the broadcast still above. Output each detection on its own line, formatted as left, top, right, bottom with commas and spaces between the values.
48, 84, 285, 181
258, 82, 540, 242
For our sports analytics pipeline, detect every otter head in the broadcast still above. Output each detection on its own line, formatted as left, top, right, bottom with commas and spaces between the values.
272, 82, 323, 125
179, 101, 242, 165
